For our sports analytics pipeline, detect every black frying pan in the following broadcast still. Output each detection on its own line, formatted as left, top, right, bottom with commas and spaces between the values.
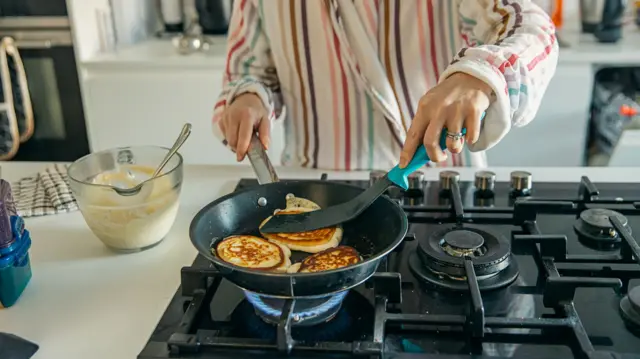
189, 137, 408, 298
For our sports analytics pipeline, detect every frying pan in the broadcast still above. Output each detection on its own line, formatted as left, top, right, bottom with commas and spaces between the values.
189, 136, 408, 298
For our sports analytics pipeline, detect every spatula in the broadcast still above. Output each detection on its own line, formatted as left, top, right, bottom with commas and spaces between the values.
260, 114, 484, 234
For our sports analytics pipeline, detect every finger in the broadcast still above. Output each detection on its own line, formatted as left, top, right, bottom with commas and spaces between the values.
423, 116, 448, 163
445, 108, 465, 154
226, 114, 240, 150
400, 114, 429, 168
258, 117, 271, 150
465, 108, 483, 145
218, 118, 227, 138
236, 117, 254, 161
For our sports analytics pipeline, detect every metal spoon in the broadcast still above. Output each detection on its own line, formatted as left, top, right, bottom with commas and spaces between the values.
113, 123, 192, 198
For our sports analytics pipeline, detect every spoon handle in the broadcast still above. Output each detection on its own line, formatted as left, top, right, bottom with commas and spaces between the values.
153, 123, 192, 178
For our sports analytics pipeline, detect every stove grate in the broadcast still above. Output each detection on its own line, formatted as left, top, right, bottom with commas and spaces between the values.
158, 175, 640, 359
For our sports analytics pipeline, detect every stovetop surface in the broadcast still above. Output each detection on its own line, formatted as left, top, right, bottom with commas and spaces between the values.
139, 175, 640, 359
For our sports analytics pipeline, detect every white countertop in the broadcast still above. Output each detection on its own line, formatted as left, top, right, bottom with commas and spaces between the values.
82, 37, 229, 71
81, 24, 640, 70
557, 24, 640, 65
2, 163, 640, 359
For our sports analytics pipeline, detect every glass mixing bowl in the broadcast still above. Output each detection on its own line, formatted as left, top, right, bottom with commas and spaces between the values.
68, 146, 183, 252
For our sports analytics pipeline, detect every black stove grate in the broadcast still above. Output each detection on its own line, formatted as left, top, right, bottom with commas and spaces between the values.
142, 175, 640, 359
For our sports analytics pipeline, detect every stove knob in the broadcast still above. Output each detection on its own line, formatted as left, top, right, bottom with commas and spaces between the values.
510, 171, 532, 195
439, 170, 460, 191
474, 171, 496, 192
369, 170, 386, 187
407, 171, 425, 191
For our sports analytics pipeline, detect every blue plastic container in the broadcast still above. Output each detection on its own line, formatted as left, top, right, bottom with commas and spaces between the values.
0, 216, 32, 309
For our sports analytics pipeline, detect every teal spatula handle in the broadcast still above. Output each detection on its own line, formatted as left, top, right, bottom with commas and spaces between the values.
387, 112, 486, 190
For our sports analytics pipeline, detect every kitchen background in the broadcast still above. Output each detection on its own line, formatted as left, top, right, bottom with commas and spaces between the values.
0, 0, 639, 167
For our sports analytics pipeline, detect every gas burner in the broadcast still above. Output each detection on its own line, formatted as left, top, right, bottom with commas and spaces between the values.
409, 226, 519, 291
231, 291, 372, 342
620, 286, 640, 337
243, 291, 348, 327
440, 230, 487, 258
573, 208, 630, 250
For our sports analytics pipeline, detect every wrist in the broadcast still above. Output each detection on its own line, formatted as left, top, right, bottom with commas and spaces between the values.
232, 92, 262, 105
225, 77, 274, 118
451, 72, 493, 96
231, 93, 267, 113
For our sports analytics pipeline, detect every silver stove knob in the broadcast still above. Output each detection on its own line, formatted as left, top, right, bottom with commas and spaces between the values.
407, 171, 425, 191
510, 171, 532, 194
369, 170, 386, 187
439, 171, 460, 191
474, 171, 496, 191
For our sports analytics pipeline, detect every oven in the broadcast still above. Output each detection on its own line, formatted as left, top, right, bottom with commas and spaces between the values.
0, 0, 89, 161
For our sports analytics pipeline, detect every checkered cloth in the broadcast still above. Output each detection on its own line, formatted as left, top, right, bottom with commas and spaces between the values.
11, 164, 78, 217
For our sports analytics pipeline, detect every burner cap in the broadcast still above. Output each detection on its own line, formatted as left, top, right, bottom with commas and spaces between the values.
416, 226, 512, 279
620, 286, 640, 337
574, 209, 630, 250
581, 208, 628, 229
442, 230, 485, 257
408, 251, 519, 291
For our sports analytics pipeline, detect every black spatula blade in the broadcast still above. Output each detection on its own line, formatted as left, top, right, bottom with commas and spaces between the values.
260, 176, 393, 233
260, 115, 485, 233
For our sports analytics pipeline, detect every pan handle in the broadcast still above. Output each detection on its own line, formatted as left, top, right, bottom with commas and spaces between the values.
247, 134, 279, 184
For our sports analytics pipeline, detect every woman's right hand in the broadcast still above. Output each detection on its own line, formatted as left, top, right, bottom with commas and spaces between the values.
219, 93, 271, 161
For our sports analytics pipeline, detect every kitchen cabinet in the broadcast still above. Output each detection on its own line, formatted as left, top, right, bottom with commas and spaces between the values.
82, 68, 285, 165
83, 64, 592, 167
486, 64, 593, 166
81, 24, 640, 167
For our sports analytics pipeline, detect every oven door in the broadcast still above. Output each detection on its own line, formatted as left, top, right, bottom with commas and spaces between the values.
0, 27, 89, 161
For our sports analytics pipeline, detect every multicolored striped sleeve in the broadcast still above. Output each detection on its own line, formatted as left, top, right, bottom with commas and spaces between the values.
212, 0, 282, 143
441, 0, 559, 152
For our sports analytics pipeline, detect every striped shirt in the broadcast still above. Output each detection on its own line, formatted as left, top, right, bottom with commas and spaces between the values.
212, 0, 559, 170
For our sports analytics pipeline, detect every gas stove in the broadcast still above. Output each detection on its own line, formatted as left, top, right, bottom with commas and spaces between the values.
139, 170, 640, 359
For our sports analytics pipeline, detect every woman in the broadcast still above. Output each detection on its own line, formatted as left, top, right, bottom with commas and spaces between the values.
213, 0, 558, 170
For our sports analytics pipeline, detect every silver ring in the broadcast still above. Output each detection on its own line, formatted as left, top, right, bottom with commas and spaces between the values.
446, 131, 465, 141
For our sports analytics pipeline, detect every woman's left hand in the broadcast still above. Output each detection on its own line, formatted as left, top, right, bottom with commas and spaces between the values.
399, 72, 493, 168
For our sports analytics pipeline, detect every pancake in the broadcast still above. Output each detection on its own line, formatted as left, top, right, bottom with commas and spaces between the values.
285, 196, 321, 210
260, 207, 342, 253
215, 235, 291, 273
288, 246, 362, 273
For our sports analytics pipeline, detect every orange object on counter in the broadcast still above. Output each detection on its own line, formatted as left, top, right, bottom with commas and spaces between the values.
551, 0, 563, 29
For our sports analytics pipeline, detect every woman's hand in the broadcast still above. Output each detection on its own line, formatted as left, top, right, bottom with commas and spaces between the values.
218, 93, 271, 161
399, 73, 493, 168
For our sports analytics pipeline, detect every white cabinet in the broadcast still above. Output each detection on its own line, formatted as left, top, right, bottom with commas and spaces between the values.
83, 63, 591, 167
82, 68, 285, 165
81, 40, 601, 168
486, 64, 593, 166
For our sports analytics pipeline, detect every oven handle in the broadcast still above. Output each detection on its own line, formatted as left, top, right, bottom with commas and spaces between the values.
14, 40, 55, 49
1, 30, 73, 49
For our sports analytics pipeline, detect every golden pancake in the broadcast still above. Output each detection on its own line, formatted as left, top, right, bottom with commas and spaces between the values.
215, 235, 291, 272
291, 246, 362, 273
285, 196, 321, 210
259, 208, 342, 253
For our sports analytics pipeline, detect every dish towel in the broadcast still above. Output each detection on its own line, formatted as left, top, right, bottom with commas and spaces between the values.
11, 164, 78, 217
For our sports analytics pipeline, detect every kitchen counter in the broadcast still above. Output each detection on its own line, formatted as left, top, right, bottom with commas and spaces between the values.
558, 24, 640, 65
81, 24, 640, 70
78, 21, 640, 168
81, 37, 229, 71
2, 163, 640, 359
